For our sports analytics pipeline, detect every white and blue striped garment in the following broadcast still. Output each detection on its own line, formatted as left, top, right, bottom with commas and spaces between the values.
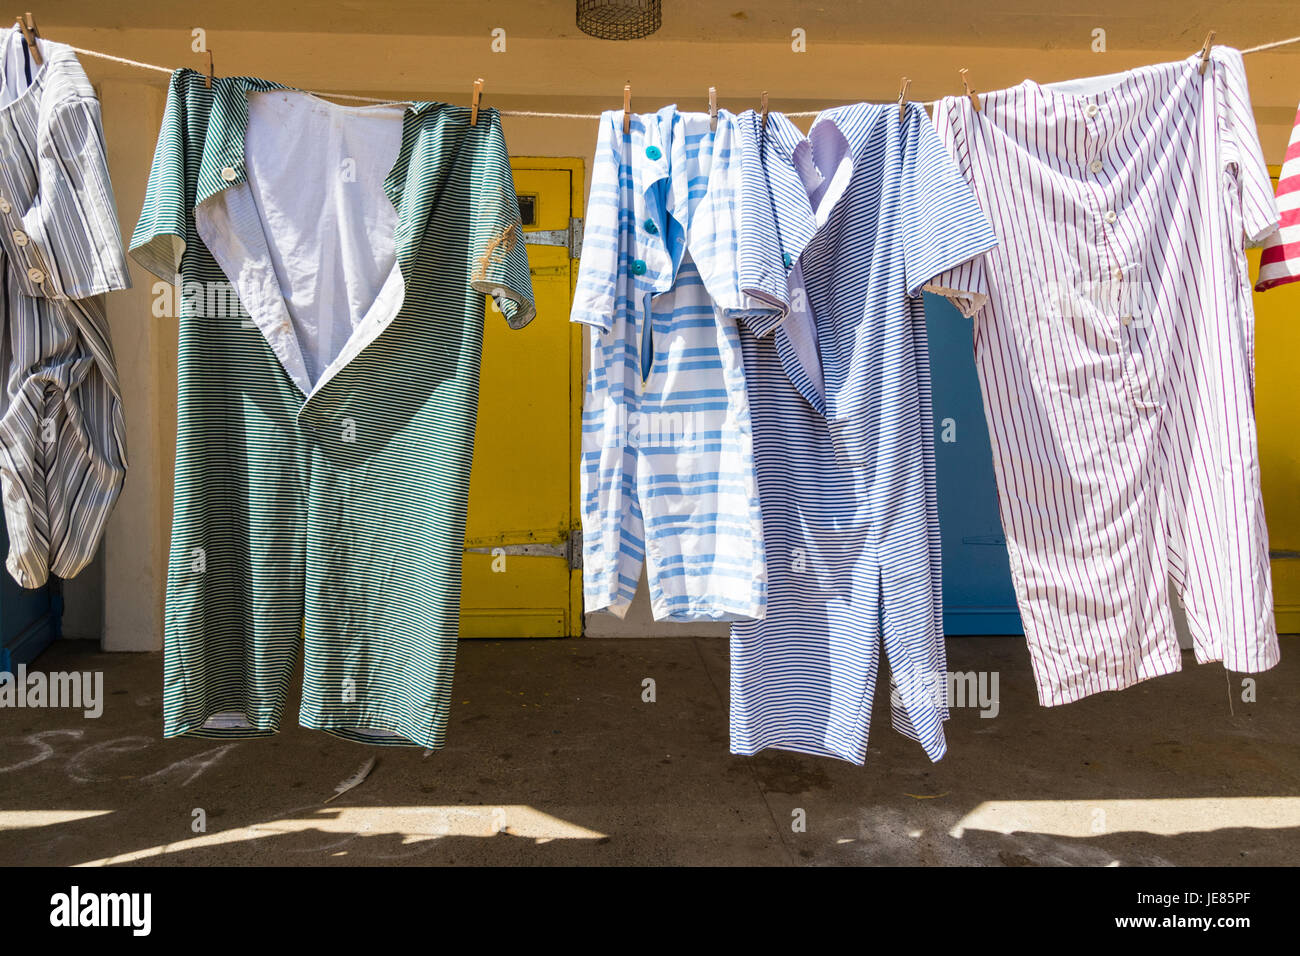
728, 104, 998, 764
572, 106, 766, 622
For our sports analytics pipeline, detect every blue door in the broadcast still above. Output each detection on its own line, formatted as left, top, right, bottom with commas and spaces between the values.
925, 293, 1023, 636
0, 520, 62, 672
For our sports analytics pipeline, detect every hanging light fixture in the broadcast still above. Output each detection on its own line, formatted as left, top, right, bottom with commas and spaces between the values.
576, 0, 662, 40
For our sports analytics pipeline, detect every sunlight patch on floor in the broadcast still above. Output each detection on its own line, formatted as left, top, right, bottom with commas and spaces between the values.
0, 810, 112, 829
949, 798, 1300, 838
68, 805, 609, 865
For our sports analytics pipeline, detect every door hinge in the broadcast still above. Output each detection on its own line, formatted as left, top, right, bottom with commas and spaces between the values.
465, 529, 583, 570
524, 217, 583, 258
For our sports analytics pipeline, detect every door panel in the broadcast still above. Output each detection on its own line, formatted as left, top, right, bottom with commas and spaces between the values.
460, 163, 583, 638
925, 292, 1024, 635
1252, 165, 1300, 633
0, 518, 62, 667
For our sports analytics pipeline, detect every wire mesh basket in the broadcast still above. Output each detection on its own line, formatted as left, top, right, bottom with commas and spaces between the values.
576, 0, 662, 40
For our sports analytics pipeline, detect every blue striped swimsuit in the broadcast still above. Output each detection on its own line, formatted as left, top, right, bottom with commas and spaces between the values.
727, 104, 998, 763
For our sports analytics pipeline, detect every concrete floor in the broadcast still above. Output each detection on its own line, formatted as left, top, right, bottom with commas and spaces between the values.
1, 636, 1296, 866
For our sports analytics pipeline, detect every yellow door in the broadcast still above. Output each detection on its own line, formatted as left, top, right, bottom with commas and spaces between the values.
460, 160, 585, 638
1253, 164, 1300, 634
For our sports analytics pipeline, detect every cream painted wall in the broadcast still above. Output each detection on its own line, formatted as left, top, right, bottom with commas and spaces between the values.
46, 15, 1300, 648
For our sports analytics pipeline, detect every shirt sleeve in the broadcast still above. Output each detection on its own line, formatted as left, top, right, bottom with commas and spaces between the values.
570, 114, 622, 332
915, 99, 997, 318
1216, 47, 1279, 248
1256, 104, 1300, 292
129, 71, 190, 285
4, 95, 131, 300
469, 112, 535, 330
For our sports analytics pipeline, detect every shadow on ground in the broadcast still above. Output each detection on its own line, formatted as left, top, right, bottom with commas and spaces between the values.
0, 636, 1296, 866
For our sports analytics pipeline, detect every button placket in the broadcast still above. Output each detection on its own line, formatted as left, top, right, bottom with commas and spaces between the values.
1078, 108, 1118, 330
1081, 98, 1107, 178
634, 149, 671, 387
1, 200, 53, 292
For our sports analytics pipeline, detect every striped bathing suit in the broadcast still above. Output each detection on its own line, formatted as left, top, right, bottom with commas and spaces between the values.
0, 30, 129, 588
728, 104, 997, 764
927, 47, 1281, 706
572, 106, 765, 622
130, 71, 533, 748
1256, 100, 1300, 291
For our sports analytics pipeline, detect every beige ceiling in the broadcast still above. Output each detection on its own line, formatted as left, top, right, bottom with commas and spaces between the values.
33, 0, 1300, 50
26, 0, 1300, 154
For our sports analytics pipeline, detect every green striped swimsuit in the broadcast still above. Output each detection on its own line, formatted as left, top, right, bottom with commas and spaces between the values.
129, 69, 534, 749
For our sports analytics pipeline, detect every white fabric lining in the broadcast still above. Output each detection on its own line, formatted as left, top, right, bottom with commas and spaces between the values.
0, 27, 43, 108
778, 116, 858, 407
202, 711, 255, 730
197, 90, 407, 399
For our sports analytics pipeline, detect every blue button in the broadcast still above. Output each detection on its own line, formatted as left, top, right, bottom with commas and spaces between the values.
783, 253, 794, 268
644, 219, 658, 235
631, 259, 647, 275
645, 145, 662, 160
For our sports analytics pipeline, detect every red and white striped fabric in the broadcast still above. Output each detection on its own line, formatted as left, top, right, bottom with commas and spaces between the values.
1256, 102, 1300, 291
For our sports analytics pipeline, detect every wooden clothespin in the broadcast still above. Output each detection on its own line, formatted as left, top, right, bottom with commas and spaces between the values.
1198, 30, 1216, 75
760, 91, 769, 131
708, 86, 717, 131
470, 78, 484, 126
622, 83, 632, 135
959, 68, 981, 112
15, 10, 39, 66
204, 49, 214, 88
897, 76, 911, 123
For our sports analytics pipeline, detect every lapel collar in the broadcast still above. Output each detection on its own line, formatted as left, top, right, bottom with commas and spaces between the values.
193, 72, 287, 208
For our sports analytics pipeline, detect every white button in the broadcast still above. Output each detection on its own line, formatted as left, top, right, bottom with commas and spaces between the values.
1121, 315, 1132, 326
221, 166, 238, 182
26, 267, 43, 283
1112, 267, 1123, 281
1085, 103, 1099, 118
1089, 159, 1103, 173
1104, 210, 1118, 224
11, 229, 27, 245
0, 199, 10, 213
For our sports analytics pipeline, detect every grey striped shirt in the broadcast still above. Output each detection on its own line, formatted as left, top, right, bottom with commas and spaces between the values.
0, 27, 129, 587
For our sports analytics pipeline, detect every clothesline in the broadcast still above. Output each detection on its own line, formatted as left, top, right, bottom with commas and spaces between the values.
60, 31, 1300, 117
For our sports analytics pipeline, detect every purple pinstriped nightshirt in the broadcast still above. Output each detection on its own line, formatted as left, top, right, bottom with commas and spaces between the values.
926, 47, 1281, 705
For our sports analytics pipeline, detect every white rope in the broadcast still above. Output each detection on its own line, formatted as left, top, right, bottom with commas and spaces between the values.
68, 45, 172, 74
1241, 34, 1300, 54
63, 33, 1300, 119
